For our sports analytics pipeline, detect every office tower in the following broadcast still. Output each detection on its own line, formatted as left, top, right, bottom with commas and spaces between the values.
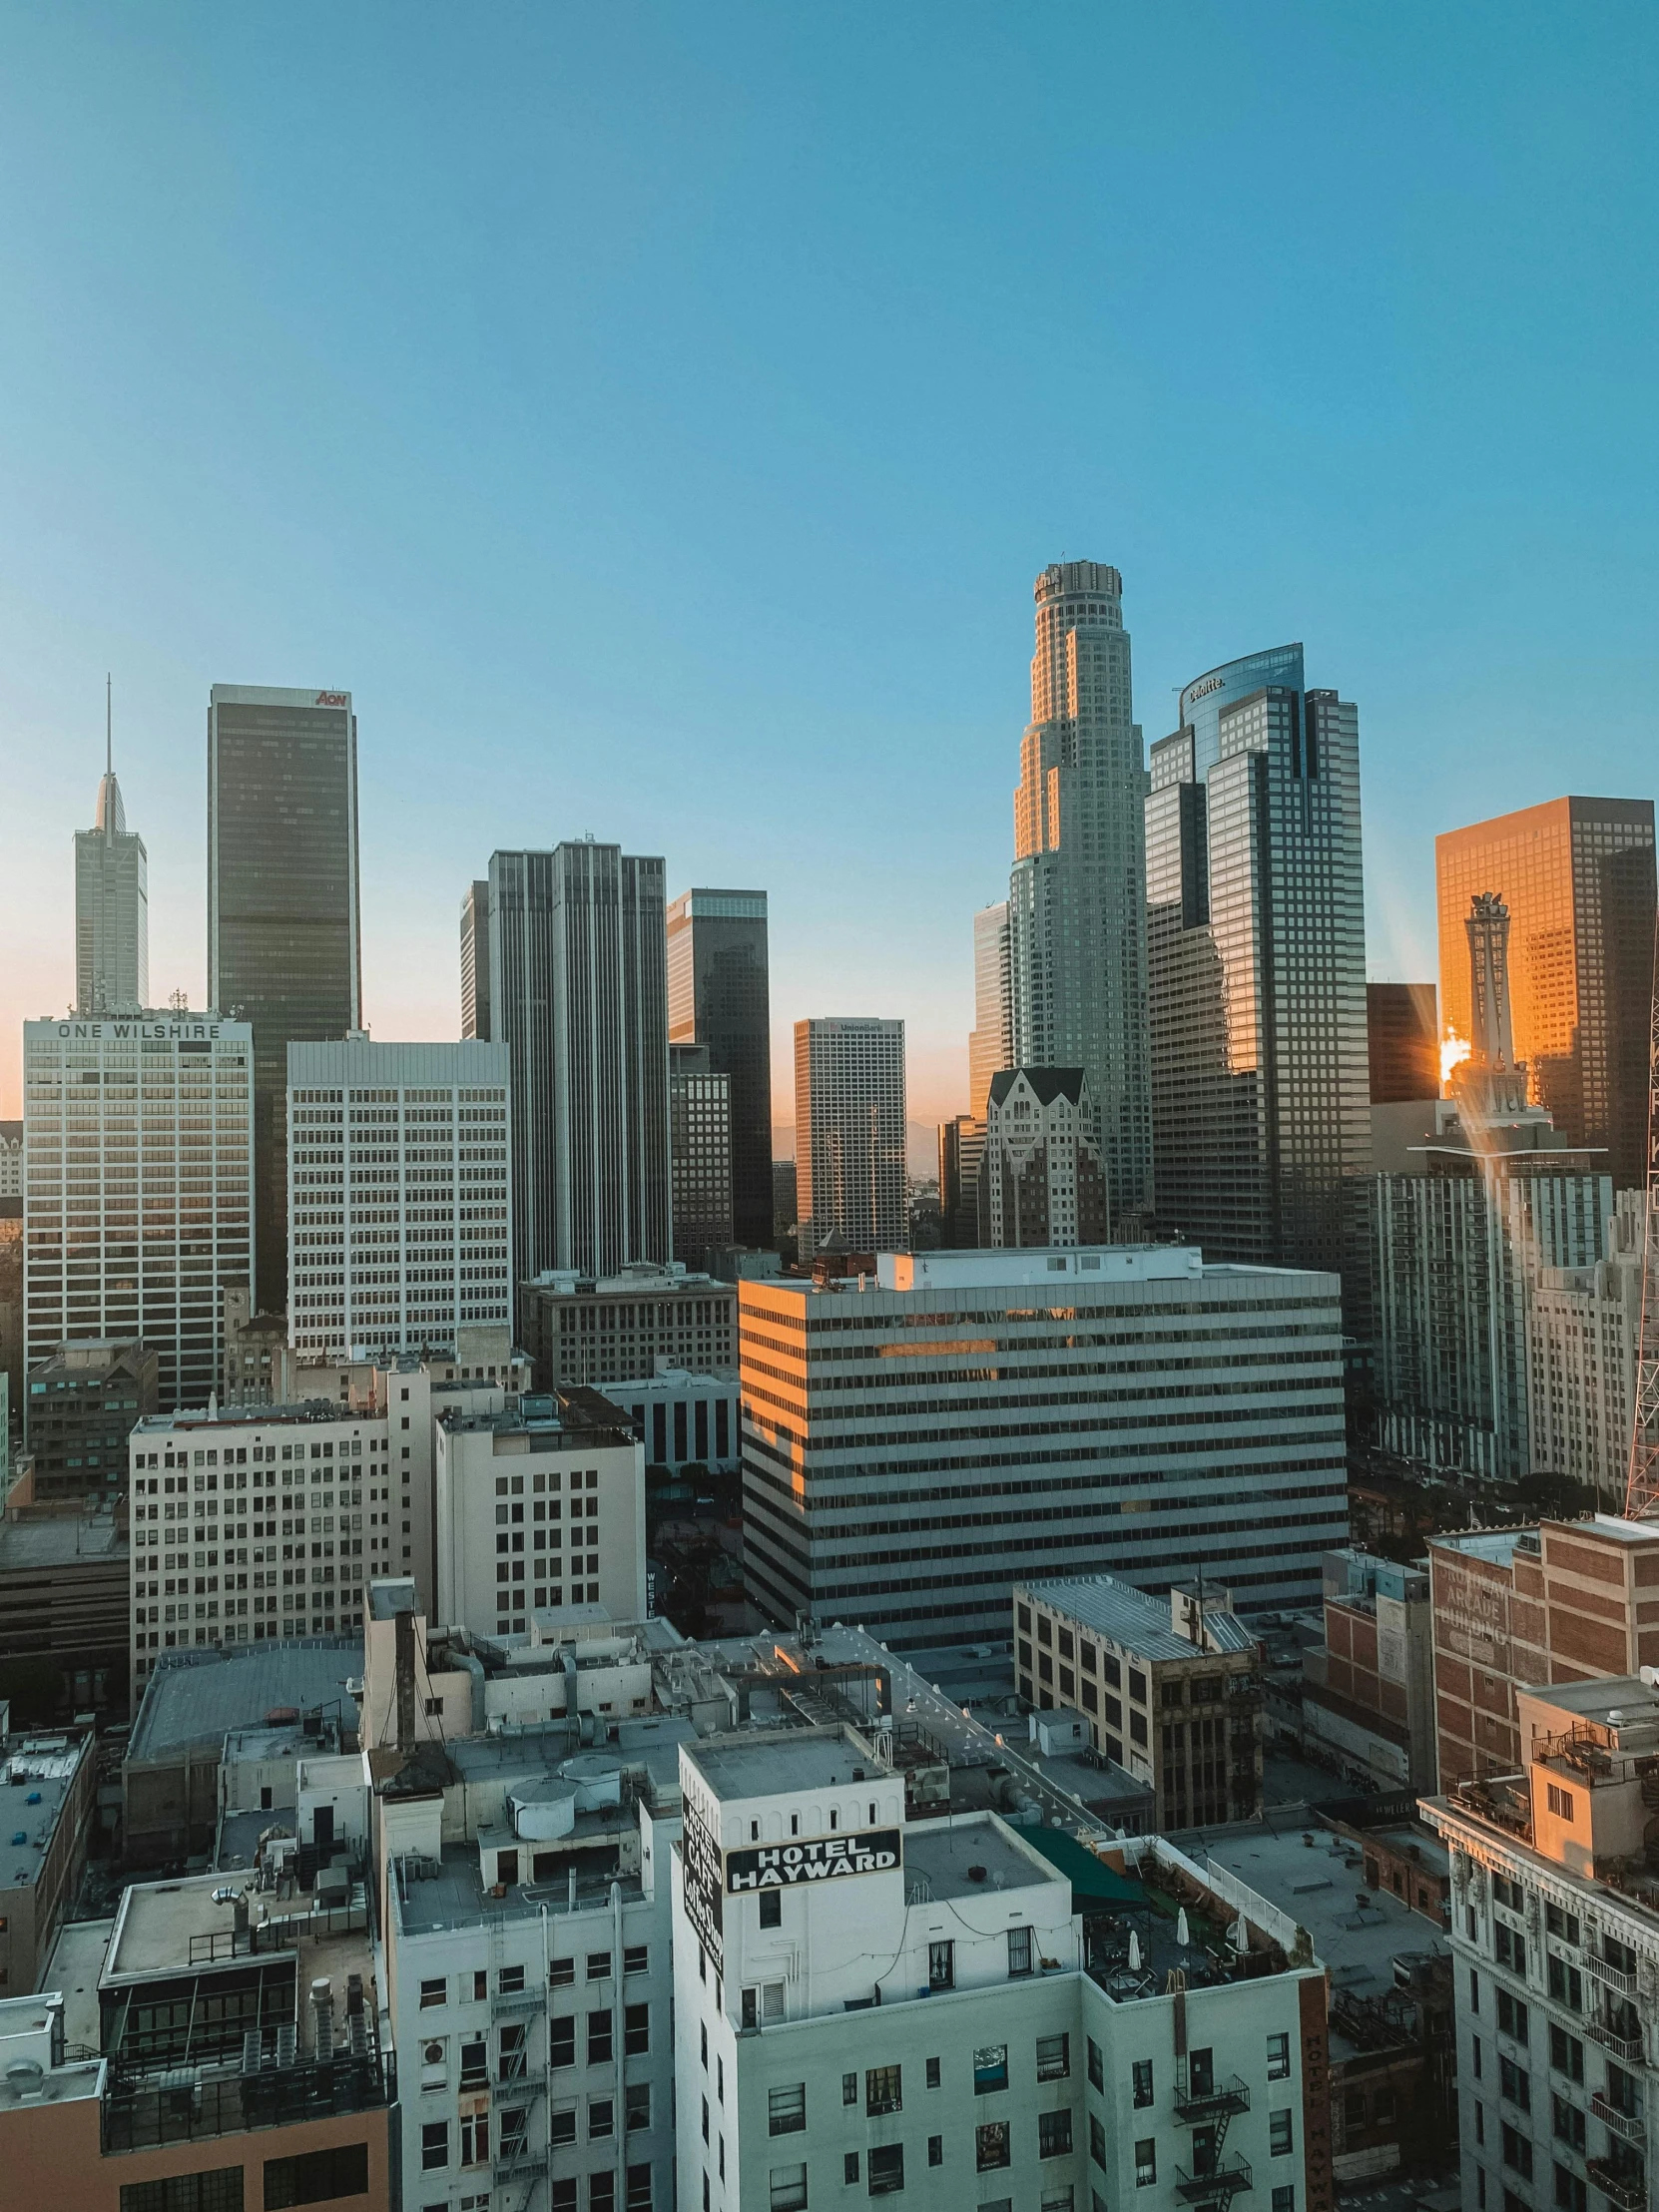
668, 1043, 734, 1268
489, 843, 672, 1281
519, 1265, 736, 1389
208, 685, 361, 1314
74, 710, 148, 1016
1367, 983, 1438, 1104
1436, 797, 1657, 1193
0, 1123, 20, 1198
936, 1113, 985, 1247
982, 1067, 1109, 1246
459, 878, 491, 1040
1007, 561, 1152, 1229
967, 898, 1012, 1120
665, 888, 773, 1249
793, 1017, 906, 1258
772, 1160, 798, 1243
1146, 646, 1370, 1276
23, 1012, 254, 1411
1423, 1673, 1659, 2212
1527, 1191, 1646, 1509
741, 1245, 1347, 1644
285, 1038, 511, 1363
23, 1341, 158, 1500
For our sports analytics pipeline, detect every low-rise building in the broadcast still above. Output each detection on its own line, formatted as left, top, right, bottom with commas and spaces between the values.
1298, 1548, 1436, 1792
0, 1493, 129, 1717
520, 1264, 737, 1391
610, 1367, 740, 1473
0, 1729, 96, 1994
1016, 1574, 1263, 1828
24, 1341, 158, 1500
1423, 1672, 1659, 2212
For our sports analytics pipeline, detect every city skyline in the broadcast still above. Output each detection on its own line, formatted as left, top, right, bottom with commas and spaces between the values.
4, 11, 1655, 1136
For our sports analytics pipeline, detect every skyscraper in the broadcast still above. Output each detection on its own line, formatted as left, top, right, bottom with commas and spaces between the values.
793, 1017, 906, 1258
665, 888, 772, 1249
208, 685, 361, 1313
1007, 561, 1151, 1229
459, 879, 491, 1041
982, 1067, 1109, 1247
967, 899, 1012, 1121
668, 1042, 734, 1269
75, 703, 148, 1017
1367, 983, 1439, 1104
1145, 646, 1371, 1276
1435, 797, 1657, 1194
490, 842, 671, 1281
285, 1037, 511, 1363
23, 1011, 255, 1411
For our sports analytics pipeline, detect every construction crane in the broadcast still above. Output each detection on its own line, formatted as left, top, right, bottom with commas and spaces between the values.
1625, 908, 1659, 1519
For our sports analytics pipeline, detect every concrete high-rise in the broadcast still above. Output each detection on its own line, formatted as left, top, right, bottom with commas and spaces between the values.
665, 888, 772, 1249
1146, 646, 1371, 1277
668, 1042, 734, 1269
459, 878, 491, 1040
23, 1012, 254, 1411
1435, 797, 1656, 1193
793, 1017, 906, 1259
285, 1038, 511, 1363
1007, 562, 1151, 1230
74, 712, 148, 1016
489, 843, 671, 1281
967, 898, 1011, 1121
208, 686, 361, 1314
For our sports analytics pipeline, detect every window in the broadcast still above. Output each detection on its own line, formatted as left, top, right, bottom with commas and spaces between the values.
868, 2146, 904, 2197
626, 2083, 651, 2134
1135, 2139, 1157, 2188
626, 2169, 653, 2212
264, 2153, 373, 2211
1554, 2167, 1587, 2212
1273, 2193, 1296, 2212
120, 2173, 244, 2212
551, 2106, 578, 2148
1039, 2110, 1073, 2159
1552, 2095, 1584, 2151
925, 2056, 940, 2089
421, 2122, 449, 2172
866, 2065, 901, 2115
976, 2123, 1011, 2172
588, 2099, 614, 2140
1133, 2058, 1154, 2106
498, 1963, 525, 1995
1501, 2124, 1533, 2179
587, 2011, 613, 2063
1091, 2115, 1108, 2168
1546, 1784, 1574, 1822
459, 2037, 487, 2089
843, 2155, 860, 2185
1545, 1904, 1580, 1944
928, 1938, 954, 1990
419, 1977, 446, 2009
769, 2167, 808, 2212
1499, 2056, 1530, 2110
974, 2045, 1009, 2094
928, 2137, 942, 2168
1007, 1926, 1033, 1976
770, 2083, 807, 2136
1546, 1955, 1582, 2011
842, 2072, 858, 2107
587, 1951, 613, 1981
551, 2016, 575, 2067
550, 1953, 575, 1986
625, 2003, 650, 2055
1496, 1991, 1528, 2041
1270, 2110, 1294, 2157
459, 2115, 490, 2165
1037, 2033, 1070, 2081
760, 1889, 782, 1929
624, 1943, 649, 1974
1549, 2025, 1584, 2082
1495, 1925, 1526, 1975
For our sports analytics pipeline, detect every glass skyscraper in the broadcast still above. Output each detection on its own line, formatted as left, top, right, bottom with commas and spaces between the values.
665, 887, 773, 1250
1146, 646, 1371, 1277
1007, 561, 1152, 1231
208, 685, 361, 1313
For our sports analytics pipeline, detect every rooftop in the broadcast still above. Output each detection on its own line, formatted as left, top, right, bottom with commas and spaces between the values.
685, 1728, 881, 1805
133, 1403, 382, 1433
0, 1736, 87, 1893
127, 1639, 359, 1765
525, 1265, 728, 1299
108, 1868, 377, 2002
0, 1507, 127, 1573
904, 1813, 1060, 1903
1427, 1528, 1530, 1566
1025, 1575, 1259, 1662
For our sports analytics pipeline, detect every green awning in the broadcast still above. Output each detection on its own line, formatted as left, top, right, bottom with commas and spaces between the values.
1020, 1825, 1147, 1908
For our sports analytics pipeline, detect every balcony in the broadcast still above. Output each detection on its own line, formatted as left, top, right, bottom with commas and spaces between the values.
1174, 2076, 1251, 2124
1586, 2018, 1646, 2067
493, 2143, 547, 2182
1175, 2155, 1253, 2202
1591, 2095, 1646, 2148
1585, 2157, 1645, 2211
1584, 1953, 1640, 1997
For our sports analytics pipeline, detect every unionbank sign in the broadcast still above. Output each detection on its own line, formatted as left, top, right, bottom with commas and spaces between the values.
725, 1828, 901, 1894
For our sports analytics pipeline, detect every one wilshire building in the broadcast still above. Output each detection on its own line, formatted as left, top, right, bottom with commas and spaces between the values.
1146, 646, 1370, 1277
1008, 561, 1152, 1232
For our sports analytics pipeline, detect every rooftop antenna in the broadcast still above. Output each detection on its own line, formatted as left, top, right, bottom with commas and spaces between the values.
106, 673, 112, 778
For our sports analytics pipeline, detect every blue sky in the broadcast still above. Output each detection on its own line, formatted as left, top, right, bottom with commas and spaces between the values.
3, 4, 1655, 1141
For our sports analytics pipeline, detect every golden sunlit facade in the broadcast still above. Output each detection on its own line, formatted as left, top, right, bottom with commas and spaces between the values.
1435, 798, 1655, 1191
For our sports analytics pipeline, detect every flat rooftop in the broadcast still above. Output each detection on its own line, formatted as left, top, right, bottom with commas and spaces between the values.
40, 1916, 115, 2049
686, 1730, 878, 1804
904, 1815, 1059, 1903
109, 1870, 377, 2002
1520, 1675, 1659, 1731
1199, 1826, 1446, 2006
128, 1640, 359, 1764
1428, 1529, 1529, 1566
0, 1510, 127, 1571
133, 1403, 381, 1433
1026, 1575, 1258, 1661
396, 1835, 640, 1936
0, 1738, 85, 1893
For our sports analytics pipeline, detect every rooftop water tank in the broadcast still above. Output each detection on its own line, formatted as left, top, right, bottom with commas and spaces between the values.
510, 1778, 579, 1841
558, 1753, 623, 1813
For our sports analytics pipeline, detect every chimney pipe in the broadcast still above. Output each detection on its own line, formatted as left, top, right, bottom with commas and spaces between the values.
309, 1976, 333, 2062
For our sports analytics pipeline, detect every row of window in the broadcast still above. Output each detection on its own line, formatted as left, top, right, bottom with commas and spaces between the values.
419, 1950, 649, 2007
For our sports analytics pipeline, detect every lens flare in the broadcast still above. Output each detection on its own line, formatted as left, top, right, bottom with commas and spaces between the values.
1440, 1030, 1471, 1092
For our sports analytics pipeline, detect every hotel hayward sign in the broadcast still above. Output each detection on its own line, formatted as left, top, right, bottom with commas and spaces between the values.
681, 1801, 901, 1967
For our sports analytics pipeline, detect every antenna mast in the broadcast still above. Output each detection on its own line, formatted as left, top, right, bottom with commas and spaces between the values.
1624, 904, 1659, 1519
106, 672, 112, 776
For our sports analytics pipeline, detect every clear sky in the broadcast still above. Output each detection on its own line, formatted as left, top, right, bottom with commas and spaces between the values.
3, 5, 1656, 1151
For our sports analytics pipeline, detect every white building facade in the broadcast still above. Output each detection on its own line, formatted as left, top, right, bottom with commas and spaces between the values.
740, 1245, 1349, 1646
287, 1037, 511, 1364
23, 1013, 254, 1411
793, 1017, 906, 1259
1527, 1193, 1646, 1509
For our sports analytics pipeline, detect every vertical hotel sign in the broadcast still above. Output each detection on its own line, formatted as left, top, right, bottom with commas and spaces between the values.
1299, 1974, 1335, 2212
682, 1793, 725, 1969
